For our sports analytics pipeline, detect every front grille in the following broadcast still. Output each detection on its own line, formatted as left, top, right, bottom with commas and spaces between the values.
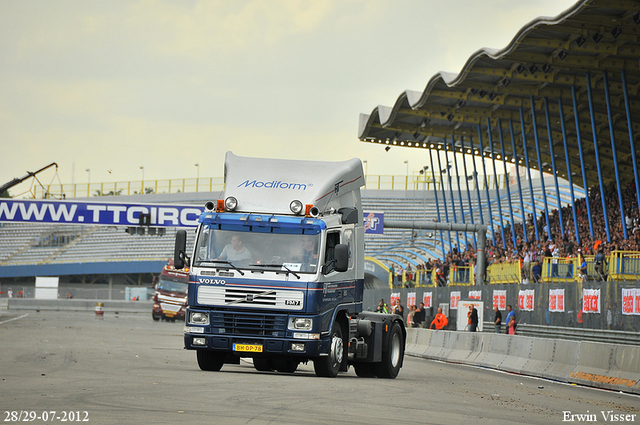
210, 311, 287, 336
197, 285, 304, 310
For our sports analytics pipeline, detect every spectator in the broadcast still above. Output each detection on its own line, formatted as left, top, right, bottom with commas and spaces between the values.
467, 304, 478, 332
375, 299, 389, 314
505, 305, 516, 335
594, 248, 607, 281
429, 307, 448, 330
531, 260, 542, 283
414, 302, 425, 327
494, 306, 502, 333
406, 304, 416, 328
391, 298, 404, 319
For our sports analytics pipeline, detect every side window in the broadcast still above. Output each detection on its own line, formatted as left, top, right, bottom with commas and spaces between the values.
324, 231, 341, 273
344, 229, 353, 269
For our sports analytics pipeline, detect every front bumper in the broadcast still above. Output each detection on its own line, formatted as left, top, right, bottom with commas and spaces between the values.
184, 333, 326, 357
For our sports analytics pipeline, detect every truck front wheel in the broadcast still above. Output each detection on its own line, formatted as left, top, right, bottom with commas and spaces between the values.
197, 350, 225, 372
373, 322, 404, 379
313, 322, 343, 378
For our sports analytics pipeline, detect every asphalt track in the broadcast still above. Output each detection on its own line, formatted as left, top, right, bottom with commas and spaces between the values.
1, 310, 638, 425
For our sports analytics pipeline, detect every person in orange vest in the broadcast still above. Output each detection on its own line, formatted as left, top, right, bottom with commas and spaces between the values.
577, 300, 584, 328
429, 307, 448, 330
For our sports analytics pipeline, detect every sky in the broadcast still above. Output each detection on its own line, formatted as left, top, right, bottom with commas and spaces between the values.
1, 0, 578, 192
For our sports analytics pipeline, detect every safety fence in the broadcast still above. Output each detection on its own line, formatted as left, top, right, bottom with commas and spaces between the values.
388, 251, 640, 288
31, 173, 508, 199
365, 279, 640, 333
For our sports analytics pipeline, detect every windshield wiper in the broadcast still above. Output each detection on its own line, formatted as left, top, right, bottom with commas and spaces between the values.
254, 264, 300, 279
200, 260, 245, 276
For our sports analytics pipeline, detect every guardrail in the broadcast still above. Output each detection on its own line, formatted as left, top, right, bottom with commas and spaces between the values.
406, 327, 640, 394
31, 172, 509, 199
507, 323, 640, 346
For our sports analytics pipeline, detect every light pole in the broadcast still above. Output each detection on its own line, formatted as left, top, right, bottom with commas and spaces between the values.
195, 163, 200, 191
140, 166, 144, 193
85, 168, 90, 197
404, 160, 409, 189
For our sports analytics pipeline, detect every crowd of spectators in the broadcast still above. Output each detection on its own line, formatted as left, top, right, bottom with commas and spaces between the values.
391, 181, 640, 286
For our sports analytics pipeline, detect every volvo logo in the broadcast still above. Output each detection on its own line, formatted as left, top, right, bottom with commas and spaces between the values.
245, 294, 254, 302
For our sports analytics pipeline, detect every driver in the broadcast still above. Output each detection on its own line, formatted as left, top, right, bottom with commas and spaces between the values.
217, 234, 252, 262
298, 236, 318, 272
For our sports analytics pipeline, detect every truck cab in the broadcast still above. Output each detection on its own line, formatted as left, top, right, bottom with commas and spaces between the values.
152, 260, 189, 322
175, 152, 405, 378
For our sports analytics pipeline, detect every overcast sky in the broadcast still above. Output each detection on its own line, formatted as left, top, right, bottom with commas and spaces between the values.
1, 0, 578, 191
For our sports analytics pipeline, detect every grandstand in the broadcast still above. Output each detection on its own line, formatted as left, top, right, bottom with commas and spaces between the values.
0, 174, 579, 285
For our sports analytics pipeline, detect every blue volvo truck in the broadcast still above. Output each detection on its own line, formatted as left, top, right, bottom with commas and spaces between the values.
175, 152, 405, 378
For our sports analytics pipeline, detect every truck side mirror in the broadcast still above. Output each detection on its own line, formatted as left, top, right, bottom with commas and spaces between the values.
174, 230, 189, 269
334, 244, 349, 272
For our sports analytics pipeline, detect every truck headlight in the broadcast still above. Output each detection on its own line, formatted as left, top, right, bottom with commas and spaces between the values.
289, 200, 303, 215
189, 311, 209, 325
288, 317, 312, 331
225, 196, 238, 211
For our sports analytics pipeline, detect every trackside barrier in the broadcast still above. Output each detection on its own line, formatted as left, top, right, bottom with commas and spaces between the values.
405, 328, 640, 395
7, 298, 152, 313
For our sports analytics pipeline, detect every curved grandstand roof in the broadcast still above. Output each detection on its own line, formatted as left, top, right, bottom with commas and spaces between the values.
358, 0, 640, 188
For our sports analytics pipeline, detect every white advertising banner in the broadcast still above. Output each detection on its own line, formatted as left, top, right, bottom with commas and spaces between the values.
407, 292, 416, 308
450, 291, 461, 310
423, 292, 433, 309
468, 290, 481, 300
518, 289, 535, 312
622, 288, 640, 315
493, 290, 506, 310
35, 276, 59, 300
549, 288, 565, 312
582, 288, 601, 314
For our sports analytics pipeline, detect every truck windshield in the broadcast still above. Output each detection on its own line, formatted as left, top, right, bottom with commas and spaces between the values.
157, 278, 188, 294
194, 226, 320, 273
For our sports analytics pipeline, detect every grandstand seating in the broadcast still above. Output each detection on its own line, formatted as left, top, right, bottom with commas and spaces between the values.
0, 176, 606, 277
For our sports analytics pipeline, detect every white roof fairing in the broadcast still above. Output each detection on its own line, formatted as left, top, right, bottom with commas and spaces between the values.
223, 152, 364, 215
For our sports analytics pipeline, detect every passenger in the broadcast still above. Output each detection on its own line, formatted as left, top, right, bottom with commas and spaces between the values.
494, 306, 502, 333
429, 307, 448, 330
217, 234, 252, 263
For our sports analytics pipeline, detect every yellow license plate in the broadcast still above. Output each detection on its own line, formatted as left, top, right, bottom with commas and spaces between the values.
233, 343, 263, 353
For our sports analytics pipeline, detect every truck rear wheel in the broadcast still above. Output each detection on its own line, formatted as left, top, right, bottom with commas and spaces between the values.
353, 362, 376, 378
313, 322, 343, 378
373, 322, 404, 379
196, 350, 225, 372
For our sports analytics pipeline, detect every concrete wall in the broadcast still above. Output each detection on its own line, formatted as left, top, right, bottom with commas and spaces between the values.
406, 328, 640, 395
6, 298, 151, 314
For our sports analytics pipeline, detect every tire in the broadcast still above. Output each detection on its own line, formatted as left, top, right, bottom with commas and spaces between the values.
253, 357, 274, 372
353, 362, 376, 378
152, 314, 160, 321
313, 321, 344, 378
273, 358, 299, 373
373, 322, 404, 379
196, 350, 225, 372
